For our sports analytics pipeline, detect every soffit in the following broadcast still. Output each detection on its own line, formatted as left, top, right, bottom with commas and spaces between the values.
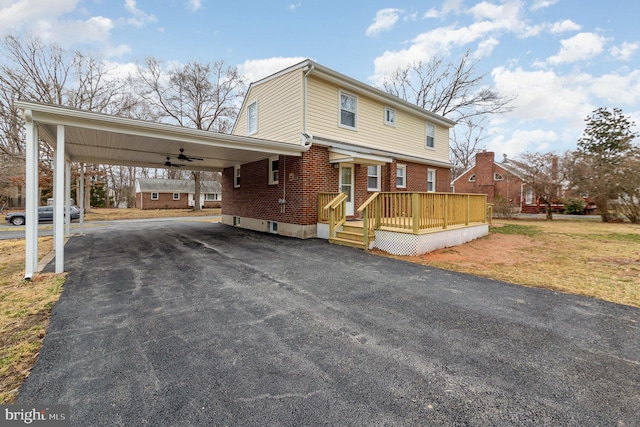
17, 101, 308, 172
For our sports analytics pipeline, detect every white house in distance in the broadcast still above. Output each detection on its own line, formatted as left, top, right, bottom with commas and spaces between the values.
135, 178, 221, 210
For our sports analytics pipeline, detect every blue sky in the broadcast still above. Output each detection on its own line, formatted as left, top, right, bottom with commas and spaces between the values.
1, 0, 638, 159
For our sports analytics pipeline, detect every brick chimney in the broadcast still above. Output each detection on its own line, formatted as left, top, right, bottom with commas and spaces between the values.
474, 150, 496, 202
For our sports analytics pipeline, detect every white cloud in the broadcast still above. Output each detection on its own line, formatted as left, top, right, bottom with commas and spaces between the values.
589, 70, 640, 105
287, 2, 301, 11
0, 0, 79, 37
474, 37, 499, 58
366, 8, 403, 37
187, 0, 203, 12
424, 8, 440, 19
610, 42, 639, 61
546, 32, 607, 65
443, 0, 464, 15
491, 66, 593, 122
238, 57, 308, 83
487, 128, 557, 158
530, 0, 559, 11
124, 0, 157, 27
549, 19, 581, 34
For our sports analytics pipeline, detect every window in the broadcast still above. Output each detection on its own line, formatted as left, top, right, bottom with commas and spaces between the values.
151, 192, 159, 200
384, 106, 396, 126
427, 169, 436, 192
367, 165, 380, 191
469, 174, 476, 182
526, 189, 534, 205
426, 123, 435, 148
339, 91, 357, 129
234, 165, 241, 188
205, 193, 219, 201
396, 164, 406, 188
269, 156, 279, 185
247, 101, 258, 135
494, 173, 504, 181
173, 193, 180, 200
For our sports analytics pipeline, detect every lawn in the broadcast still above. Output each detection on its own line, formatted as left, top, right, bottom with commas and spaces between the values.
389, 218, 640, 308
1, 210, 638, 404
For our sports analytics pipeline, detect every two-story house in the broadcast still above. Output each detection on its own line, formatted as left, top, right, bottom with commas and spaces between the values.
221, 59, 457, 239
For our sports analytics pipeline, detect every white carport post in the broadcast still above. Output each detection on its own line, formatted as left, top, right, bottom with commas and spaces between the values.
65, 161, 71, 236
79, 163, 85, 235
24, 111, 39, 279
54, 125, 65, 273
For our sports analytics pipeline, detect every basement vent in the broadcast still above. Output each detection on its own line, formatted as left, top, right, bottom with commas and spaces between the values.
233, 216, 241, 226
269, 221, 278, 234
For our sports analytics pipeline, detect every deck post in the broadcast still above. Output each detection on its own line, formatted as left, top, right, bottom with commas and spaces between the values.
443, 194, 448, 229
412, 193, 420, 234
465, 195, 470, 225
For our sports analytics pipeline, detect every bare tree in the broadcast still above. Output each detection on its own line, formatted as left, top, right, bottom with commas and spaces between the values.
515, 152, 565, 220
380, 50, 515, 179
450, 117, 489, 178
0, 35, 139, 210
130, 58, 245, 210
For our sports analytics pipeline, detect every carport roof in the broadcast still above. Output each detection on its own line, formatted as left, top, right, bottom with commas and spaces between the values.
15, 100, 310, 172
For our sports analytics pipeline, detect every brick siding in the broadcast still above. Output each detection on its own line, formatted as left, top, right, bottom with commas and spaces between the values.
223, 145, 452, 224
135, 192, 221, 210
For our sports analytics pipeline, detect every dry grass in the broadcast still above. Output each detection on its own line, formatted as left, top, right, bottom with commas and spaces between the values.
0, 237, 63, 404
391, 219, 640, 307
82, 207, 220, 222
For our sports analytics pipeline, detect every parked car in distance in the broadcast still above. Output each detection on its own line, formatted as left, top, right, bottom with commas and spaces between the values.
5, 206, 81, 226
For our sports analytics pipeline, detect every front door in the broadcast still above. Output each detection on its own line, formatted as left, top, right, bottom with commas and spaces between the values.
339, 164, 354, 216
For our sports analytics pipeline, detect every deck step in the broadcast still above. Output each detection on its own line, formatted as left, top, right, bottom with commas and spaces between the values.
329, 237, 367, 250
330, 225, 375, 250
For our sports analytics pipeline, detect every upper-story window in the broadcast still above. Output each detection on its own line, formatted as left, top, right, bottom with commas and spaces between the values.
269, 156, 279, 185
247, 101, 258, 135
339, 91, 357, 130
469, 174, 476, 182
426, 123, 435, 148
384, 106, 396, 126
367, 165, 380, 191
494, 173, 504, 181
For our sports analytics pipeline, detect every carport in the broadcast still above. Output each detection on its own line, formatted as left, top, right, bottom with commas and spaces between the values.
15, 100, 310, 279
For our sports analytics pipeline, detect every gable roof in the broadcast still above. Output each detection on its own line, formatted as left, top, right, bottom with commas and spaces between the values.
136, 178, 221, 194
451, 157, 525, 185
234, 59, 456, 133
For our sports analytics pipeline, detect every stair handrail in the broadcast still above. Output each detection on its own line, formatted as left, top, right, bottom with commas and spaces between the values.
324, 192, 348, 238
356, 192, 380, 250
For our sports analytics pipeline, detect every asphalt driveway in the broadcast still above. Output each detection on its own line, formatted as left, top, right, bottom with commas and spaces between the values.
18, 221, 640, 426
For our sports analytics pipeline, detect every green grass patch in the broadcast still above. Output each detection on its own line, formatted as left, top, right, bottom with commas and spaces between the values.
490, 223, 542, 237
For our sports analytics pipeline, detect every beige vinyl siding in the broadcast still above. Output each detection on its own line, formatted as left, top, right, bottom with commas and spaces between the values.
233, 69, 303, 144
306, 76, 450, 163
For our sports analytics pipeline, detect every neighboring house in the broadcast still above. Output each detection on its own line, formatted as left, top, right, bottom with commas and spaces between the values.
135, 178, 221, 210
223, 59, 457, 238
453, 151, 595, 214
453, 151, 526, 211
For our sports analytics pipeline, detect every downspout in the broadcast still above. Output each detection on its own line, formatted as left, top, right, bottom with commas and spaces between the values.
303, 64, 314, 135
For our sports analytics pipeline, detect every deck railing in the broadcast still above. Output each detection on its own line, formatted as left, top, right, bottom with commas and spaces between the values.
318, 192, 340, 223
323, 192, 348, 239
373, 192, 488, 232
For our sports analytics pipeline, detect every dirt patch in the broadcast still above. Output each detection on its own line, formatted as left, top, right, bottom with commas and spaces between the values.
409, 233, 546, 269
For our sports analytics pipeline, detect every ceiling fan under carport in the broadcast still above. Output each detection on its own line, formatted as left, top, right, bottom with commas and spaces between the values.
163, 157, 185, 168
176, 148, 203, 162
